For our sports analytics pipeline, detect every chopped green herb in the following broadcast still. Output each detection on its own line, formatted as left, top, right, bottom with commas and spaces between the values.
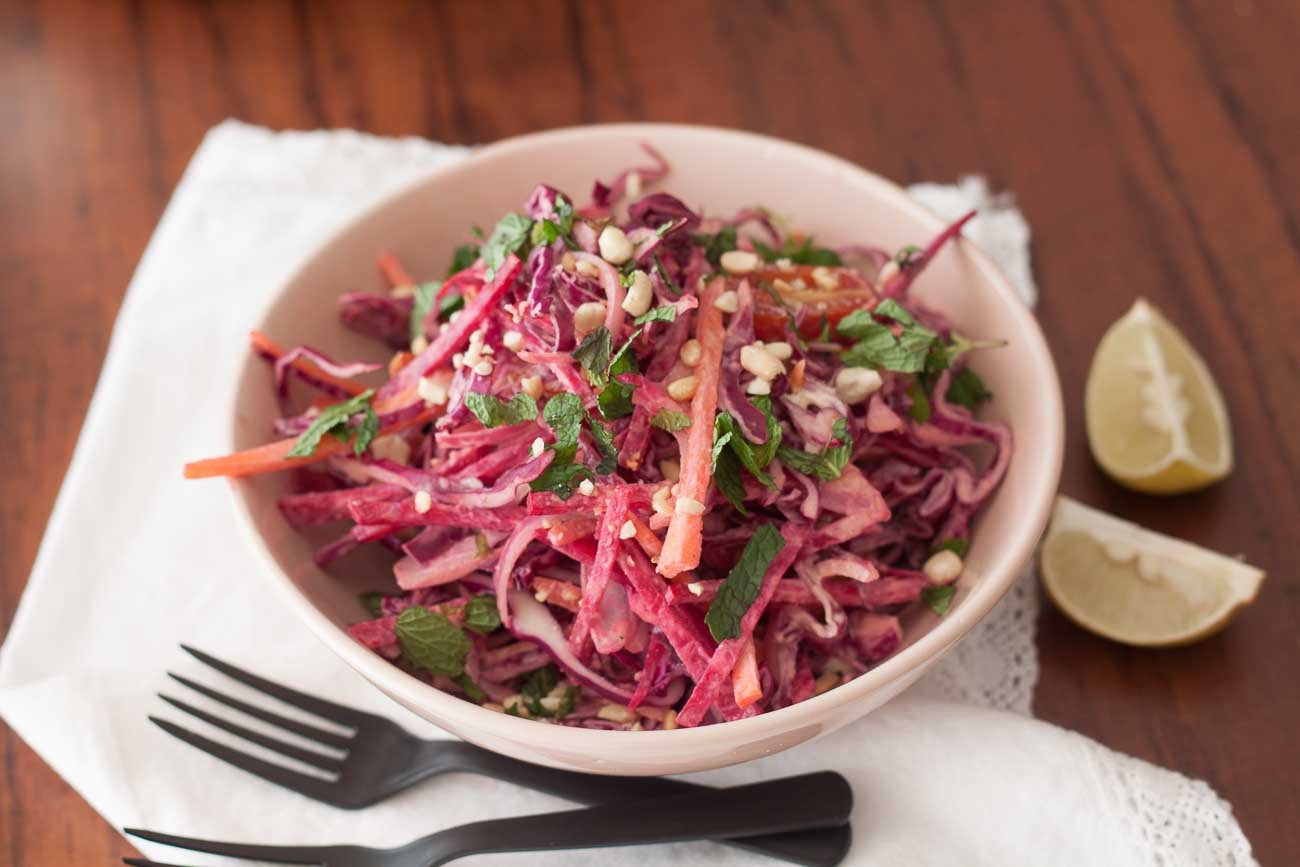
597, 345, 638, 420
704, 525, 786, 641
633, 304, 678, 327
529, 195, 575, 246
650, 409, 692, 432
946, 367, 993, 409
585, 411, 619, 475
359, 591, 393, 619
653, 253, 681, 296
480, 212, 533, 276
712, 398, 782, 489
286, 389, 378, 459
713, 449, 750, 516
461, 595, 501, 635
454, 673, 486, 703
693, 226, 737, 265
906, 380, 932, 423
572, 327, 613, 388
542, 393, 584, 459
518, 665, 579, 718
529, 461, 595, 500
752, 234, 843, 267
448, 243, 480, 277
894, 245, 923, 268
529, 394, 600, 499
932, 538, 970, 558
921, 584, 957, 616
395, 607, 470, 677
464, 392, 538, 429
838, 301, 941, 374
777, 417, 854, 481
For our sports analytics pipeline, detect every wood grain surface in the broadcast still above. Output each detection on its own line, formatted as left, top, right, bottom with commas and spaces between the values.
2, 1, 1297, 863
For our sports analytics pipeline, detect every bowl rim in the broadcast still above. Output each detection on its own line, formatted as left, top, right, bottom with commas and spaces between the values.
226, 122, 1064, 751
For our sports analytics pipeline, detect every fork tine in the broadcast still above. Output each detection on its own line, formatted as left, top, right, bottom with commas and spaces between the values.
167, 672, 352, 750
181, 645, 368, 727
123, 859, 201, 866
149, 716, 341, 804
158, 694, 344, 773
124, 828, 327, 864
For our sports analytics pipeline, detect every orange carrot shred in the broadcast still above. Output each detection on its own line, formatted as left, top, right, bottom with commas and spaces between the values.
184, 405, 439, 480
377, 250, 414, 288
388, 351, 414, 377
732, 638, 762, 709
657, 276, 725, 577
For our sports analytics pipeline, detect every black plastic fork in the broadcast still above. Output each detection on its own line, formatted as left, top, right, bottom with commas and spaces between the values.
154, 646, 851, 866
124, 772, 853, 866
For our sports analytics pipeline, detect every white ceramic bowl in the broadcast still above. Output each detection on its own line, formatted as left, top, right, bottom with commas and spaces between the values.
228, 124, 1063, 775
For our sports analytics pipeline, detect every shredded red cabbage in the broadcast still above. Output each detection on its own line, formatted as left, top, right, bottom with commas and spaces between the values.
256, 152, 1010, 729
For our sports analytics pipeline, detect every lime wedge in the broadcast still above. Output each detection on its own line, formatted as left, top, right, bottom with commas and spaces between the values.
1041, 496, 1263, 646
1085, 299, 1232, 493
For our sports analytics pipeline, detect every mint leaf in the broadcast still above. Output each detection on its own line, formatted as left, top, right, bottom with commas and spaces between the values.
286, 389, 377, 458
543, 393, 584, 457
531, 194, 575, 247
838, 303, 940, 374
354, 403, 380, 457
777, 418, 854, 481
906, 380, 932, 423
922, 584, 957, 616
713, 405, 778, 489
894, 245, 923, 268
873, 299, 919, 326
633, 304, 678, 326
448, 243, 480, 277
747, 396, 783, 469
465, 392, 538, 428
531, 394, 600, 499
572, 327, 613, 388
705, 525, 786, 641
481, 212, 532, 275
653, 253, 682, 296
518, 665, 578, 718
946, 367, 992, 409
651, 409, 692, 432
585, 411, 618, 474
359, 591, 393, 618
932, 538, 970, 558
529, 461, 594, 501
461, 595, 501, 634
597, 338, 639, 420
711, 419, 734, 471
454, 673, 486, 703
751, 234, 842, 266
395, 607, 470, 677
713, 449, 750, 516
693, 226, 737, 265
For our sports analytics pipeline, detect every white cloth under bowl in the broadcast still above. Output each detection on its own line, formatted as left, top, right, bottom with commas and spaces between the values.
0, 121, 1254, 866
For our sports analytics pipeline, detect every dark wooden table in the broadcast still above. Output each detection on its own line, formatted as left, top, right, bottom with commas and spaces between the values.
3, 1, 1297, 863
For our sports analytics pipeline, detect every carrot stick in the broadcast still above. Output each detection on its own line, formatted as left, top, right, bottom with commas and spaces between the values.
387, 351, 413, 377
657, 276, 725, 578
377, 250, 415, 288
184, 405, 439, 479
249, 331, 368, 397
731, 638, 762, 709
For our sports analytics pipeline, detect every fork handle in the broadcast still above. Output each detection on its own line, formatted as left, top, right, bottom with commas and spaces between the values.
430, 741, 851, 865
413, 771, 852, 866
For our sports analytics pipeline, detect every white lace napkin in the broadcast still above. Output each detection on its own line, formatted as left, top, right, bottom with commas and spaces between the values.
0, 121, 1254, 866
